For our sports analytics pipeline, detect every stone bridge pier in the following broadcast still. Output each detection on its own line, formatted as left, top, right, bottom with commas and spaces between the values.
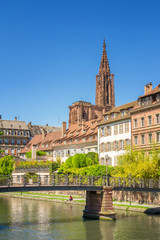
83, 187, 116, 220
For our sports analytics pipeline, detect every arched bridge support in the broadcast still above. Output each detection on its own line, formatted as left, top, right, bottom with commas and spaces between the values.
83, 187, 116, 220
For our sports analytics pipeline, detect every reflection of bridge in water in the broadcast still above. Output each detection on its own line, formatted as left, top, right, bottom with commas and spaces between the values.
0, 175, 160, 220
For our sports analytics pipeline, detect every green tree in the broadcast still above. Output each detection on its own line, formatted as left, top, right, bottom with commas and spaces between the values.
0, 156, 14, 175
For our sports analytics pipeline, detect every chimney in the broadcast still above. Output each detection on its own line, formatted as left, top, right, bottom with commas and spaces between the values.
41, 128, 46, 140
0, 115, 1, 120
62, 121, 66, 137
15, 117, 17, 121
32, 144, 37, 160
46, 124, 48, 126
144, 82, 152, 94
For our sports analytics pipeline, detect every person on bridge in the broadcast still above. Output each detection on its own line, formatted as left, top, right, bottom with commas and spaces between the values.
69, 196, 73, 201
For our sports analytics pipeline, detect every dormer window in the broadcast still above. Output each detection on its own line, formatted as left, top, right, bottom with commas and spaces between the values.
111, 113, 114, 119
121, 111, 124, 117
83, 137, 85, 142
76, 138, 78, 143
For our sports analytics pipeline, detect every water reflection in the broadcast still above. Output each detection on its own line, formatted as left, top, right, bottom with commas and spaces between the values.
0, 196, 160, 240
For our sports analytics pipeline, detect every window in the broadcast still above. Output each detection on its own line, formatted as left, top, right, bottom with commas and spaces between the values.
17, 131, 20, 136
0, 139, 2, 144
134, 136, 138, 145
17, 148, 20, 153
107, 126, 111, 136
11, 148, 14, 154
83, 137, 85, 142
90, 136, 93, 141
114, 141, 119, 151
24, 132, 26, 136
17, 140, 21, 145
148, 133, 152, 143
148, 116, 152, 126
114, 125, 118, 135
119, 124, 123, 134
121, 110, 124, 117
141, 135, 145, 145
125, 139, 130, 146
76, 138, 78, 143
23, 140, 27, 145
5, 130, 7, 135
107, 142, 111, 151
125, 122, 129, 133
11, 131, 14, 135
101, 143, 105, 152
11, 139, 15, 145
111, 142, 114, 151
156, 133, 160, 143
5, 148, 8, 154
4, 139, 8, 144
141, 117, 144, 127
119, 140, 124, 150
134, 119, 137, 128
156, 114, 160, 124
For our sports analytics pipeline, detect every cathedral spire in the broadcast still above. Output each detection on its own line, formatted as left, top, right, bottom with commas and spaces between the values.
99, 39, 110, 75
95, 40, 115, 110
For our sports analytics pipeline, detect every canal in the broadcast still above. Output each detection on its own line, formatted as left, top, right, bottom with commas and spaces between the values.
0, 196, 160, 240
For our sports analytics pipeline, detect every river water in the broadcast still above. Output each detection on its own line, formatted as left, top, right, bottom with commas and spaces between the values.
0, 197, 160, 240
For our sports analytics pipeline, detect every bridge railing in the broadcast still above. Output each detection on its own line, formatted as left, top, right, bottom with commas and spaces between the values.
0, 175, 160, 190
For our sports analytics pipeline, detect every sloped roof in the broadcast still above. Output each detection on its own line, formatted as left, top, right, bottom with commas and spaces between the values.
98, 101, 137, 126
0, 120, 29, 130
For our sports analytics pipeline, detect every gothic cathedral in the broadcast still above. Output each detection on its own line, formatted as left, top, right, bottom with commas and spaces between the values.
69, 40, 115, 126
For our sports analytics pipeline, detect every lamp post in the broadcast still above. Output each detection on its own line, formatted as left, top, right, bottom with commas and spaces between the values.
105, 154, 109, 187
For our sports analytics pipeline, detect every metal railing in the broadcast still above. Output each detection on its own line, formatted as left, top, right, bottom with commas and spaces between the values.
0, 175, 160, 190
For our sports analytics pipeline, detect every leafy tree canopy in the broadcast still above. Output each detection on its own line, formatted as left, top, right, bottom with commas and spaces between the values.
0, 155, 14, 175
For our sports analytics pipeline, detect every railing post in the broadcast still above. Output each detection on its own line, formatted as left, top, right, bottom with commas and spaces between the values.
139, 178, 142, 188
142, 178, 144, 188
52, 174, 55, 186
23, 176, 26, 187
65, 175, 69, 186
88, 176, 91, 185
123, 178, 126, 187
38, 175, 41, 186
149, 179, 153, 188
103, 176, 105, 186
118, 177, 121, 187
128, 174, 131, 188
79, 176, 82, 186
7, 176, 10, 187
133, 178, 135, 188
91, 176, 94, 186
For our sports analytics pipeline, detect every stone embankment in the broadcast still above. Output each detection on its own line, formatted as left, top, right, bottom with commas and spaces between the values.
0, 192, 160, 213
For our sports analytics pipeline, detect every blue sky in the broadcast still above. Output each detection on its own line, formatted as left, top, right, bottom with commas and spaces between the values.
0, 0, 160, 127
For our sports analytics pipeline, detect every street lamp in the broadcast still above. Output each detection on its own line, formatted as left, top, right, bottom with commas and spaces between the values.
105, 154, 109, 187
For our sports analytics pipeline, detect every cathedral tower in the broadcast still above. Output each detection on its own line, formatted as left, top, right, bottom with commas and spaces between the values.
95, 40, 115, 111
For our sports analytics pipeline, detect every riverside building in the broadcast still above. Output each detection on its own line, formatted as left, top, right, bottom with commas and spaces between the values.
98, 101, 137, 166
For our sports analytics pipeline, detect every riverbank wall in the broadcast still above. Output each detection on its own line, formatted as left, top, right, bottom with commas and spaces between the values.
113, 191, 160, 205
48, 190, 160, 205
